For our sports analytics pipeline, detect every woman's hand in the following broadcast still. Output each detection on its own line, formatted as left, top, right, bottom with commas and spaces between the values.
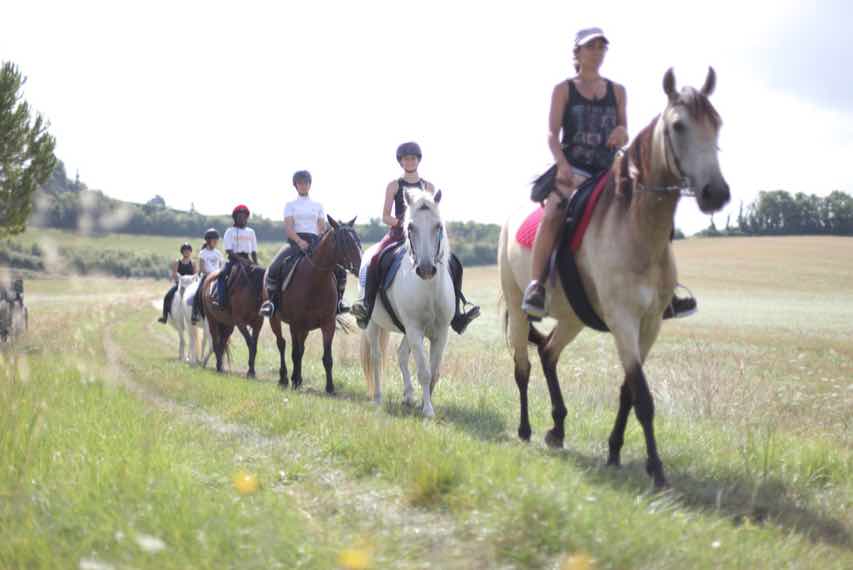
607, 125, 628, 148
555, 162, 575, 197
297, 239, 310, 252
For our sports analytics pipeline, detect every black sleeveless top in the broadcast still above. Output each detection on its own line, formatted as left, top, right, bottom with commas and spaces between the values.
561, 79, 619, 173
393, 178, 428, 220
176, 258, 194, 276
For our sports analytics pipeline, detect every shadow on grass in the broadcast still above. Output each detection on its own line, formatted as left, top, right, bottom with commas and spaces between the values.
378, 398, 509, 442
548, 446, 851, 550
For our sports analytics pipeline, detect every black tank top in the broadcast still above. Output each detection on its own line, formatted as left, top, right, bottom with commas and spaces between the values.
561, 79, 619, 173
393, 178, 427, 220
176, 258, 194, 276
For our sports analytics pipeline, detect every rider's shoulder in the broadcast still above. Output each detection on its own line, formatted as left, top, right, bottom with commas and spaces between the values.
386, 179, 400, 192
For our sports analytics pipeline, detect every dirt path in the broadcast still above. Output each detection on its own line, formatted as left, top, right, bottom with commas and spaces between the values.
102, 316, 500, 569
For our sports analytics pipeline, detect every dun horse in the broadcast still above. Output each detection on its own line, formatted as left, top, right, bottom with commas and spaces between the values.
499, 68, 729, 487
268, 217, 362, 393
201, 257, 266, 377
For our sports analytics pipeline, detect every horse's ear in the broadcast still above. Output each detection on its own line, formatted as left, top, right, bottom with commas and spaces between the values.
404, 189, 413, 207
663, 67, 677, 101
346, 216, 357, 226
701, 66, 716, 96
327, 215, 339, 230
434, 189, 442, 204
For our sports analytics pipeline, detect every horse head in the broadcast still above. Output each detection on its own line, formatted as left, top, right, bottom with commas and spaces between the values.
177, 274, 196, 296
326, 215, 363, 275
660, 67, 730, 213
403, 189, 446, 280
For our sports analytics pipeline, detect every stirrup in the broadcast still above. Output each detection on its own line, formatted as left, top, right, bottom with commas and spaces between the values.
451, 303, 480, 334
259, 301, 275, 318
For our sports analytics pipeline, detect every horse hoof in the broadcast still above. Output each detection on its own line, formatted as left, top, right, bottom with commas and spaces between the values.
606, 456, 622, 468
325, 386, 335, 395
518, 426, 532, 442
246, 372, 256, 380
544, 430, 564, 449
278, 380, 289, 390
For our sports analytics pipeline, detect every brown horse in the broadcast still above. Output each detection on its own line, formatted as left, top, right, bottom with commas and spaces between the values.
499, 68, 729, 488
201, 256, 266, 378
269, 216, 362, 392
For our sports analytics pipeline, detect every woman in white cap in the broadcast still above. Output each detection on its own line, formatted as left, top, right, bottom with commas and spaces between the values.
520, 28, 623, 318
522, 27, 696, 320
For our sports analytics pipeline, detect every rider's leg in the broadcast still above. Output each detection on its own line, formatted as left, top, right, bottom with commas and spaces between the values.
522, 191, 569, 320
448, 253, 480, 334
159, 284, 178, 324
216, 261, 232, 307
260, 246, 289, 318
334, 267, 349, 314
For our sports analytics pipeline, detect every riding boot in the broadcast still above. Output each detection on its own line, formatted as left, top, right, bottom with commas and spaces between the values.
213, 267, 229, 308
260, 288, 279, 318
335, 267, 350, 314
352, 263, 379, 329
191, 289, 202, 324
663, 285, 698, 319
159, 285, 177, 324
448, 254, 480, 334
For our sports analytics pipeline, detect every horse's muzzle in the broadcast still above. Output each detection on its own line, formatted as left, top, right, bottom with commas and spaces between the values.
698, 179, 730, 213
416, 263, 437, 280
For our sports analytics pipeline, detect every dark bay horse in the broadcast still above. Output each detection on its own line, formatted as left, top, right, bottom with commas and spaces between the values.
268, 216, 362, 392
201, 256, 266, 378
499, 68, 730, 488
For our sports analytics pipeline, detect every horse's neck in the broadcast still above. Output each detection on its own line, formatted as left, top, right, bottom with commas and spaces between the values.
627, 119, 681, 255
308, 234, 337, 276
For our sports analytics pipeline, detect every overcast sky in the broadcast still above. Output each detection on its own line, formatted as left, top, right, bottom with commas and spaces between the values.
3, 0, 852, 234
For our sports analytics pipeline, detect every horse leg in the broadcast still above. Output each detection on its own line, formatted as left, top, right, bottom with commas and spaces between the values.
428, 327, 449, 397
506, 296, 533, 441
538, 321, 582, 448
405, 329, 434, 418
270, 315, 288, 387
236, 324, 255, 379
321, 321, 335, 395
610, 313, 667, 488
397, 337, 414, 406
290, 327, 308, 389
249, 322, 262, 379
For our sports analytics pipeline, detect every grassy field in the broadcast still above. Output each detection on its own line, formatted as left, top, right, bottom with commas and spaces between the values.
1, 235, 851, 568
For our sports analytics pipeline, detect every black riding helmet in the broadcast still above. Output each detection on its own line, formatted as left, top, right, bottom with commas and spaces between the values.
396, 141, 422, 162
180, 242, 193, 253
204, 228, 220, 241
292, 170, 312, 186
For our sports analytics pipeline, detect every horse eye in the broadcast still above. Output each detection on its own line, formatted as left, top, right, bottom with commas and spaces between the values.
672, 120, 686, 134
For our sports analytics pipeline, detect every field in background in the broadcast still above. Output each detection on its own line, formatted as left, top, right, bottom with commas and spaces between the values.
1, 236, 851, 568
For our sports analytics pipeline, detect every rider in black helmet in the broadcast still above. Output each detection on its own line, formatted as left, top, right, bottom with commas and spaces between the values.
191, 228, 224, 324
158, 242, 197, 324
351, 141, 480, 334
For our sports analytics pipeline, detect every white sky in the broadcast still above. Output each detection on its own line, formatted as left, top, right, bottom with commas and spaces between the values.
3, 0, 852, 234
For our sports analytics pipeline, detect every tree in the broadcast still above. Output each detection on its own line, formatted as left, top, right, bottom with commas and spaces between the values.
0, 62, 57, 237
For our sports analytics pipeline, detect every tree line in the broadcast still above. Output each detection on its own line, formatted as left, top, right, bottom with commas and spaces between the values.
698, 190, 853, 237
28, 161, 501, 267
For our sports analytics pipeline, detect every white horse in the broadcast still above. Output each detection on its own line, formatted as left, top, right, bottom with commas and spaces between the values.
179, 276, 214, 366
167, 275, 197, 362
359, 189, 455, 417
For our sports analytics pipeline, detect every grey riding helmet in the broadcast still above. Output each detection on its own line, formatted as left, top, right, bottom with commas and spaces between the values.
396, 142, 422, 162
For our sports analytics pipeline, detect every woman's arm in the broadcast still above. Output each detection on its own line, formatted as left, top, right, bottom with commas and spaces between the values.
607, 83, 629, 148
169, 260, 178, 281
381, 181, 400, 227
548, 82, 571, 169
285, 217, 309, 250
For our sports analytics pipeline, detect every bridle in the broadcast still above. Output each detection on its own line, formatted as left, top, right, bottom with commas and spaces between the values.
407, 219, 445, 267
305, 226, 361, 274
628, 111, 696, 197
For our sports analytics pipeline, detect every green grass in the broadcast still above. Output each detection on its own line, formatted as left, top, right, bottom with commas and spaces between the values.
2, 236, 852, 568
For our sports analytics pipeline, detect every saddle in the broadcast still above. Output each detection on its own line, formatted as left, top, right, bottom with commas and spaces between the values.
375, 243, 408, 332
517, 171, 612, 332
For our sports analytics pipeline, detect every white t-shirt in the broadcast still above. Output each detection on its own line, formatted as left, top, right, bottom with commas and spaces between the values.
223, 227, 257, 254
199, 248, 224, 273
284, 196, 326, 235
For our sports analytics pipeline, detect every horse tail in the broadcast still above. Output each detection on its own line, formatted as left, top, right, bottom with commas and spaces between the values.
360, 328, 389, 399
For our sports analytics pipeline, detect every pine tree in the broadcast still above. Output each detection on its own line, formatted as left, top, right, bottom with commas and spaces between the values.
0, 62, 57, 237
